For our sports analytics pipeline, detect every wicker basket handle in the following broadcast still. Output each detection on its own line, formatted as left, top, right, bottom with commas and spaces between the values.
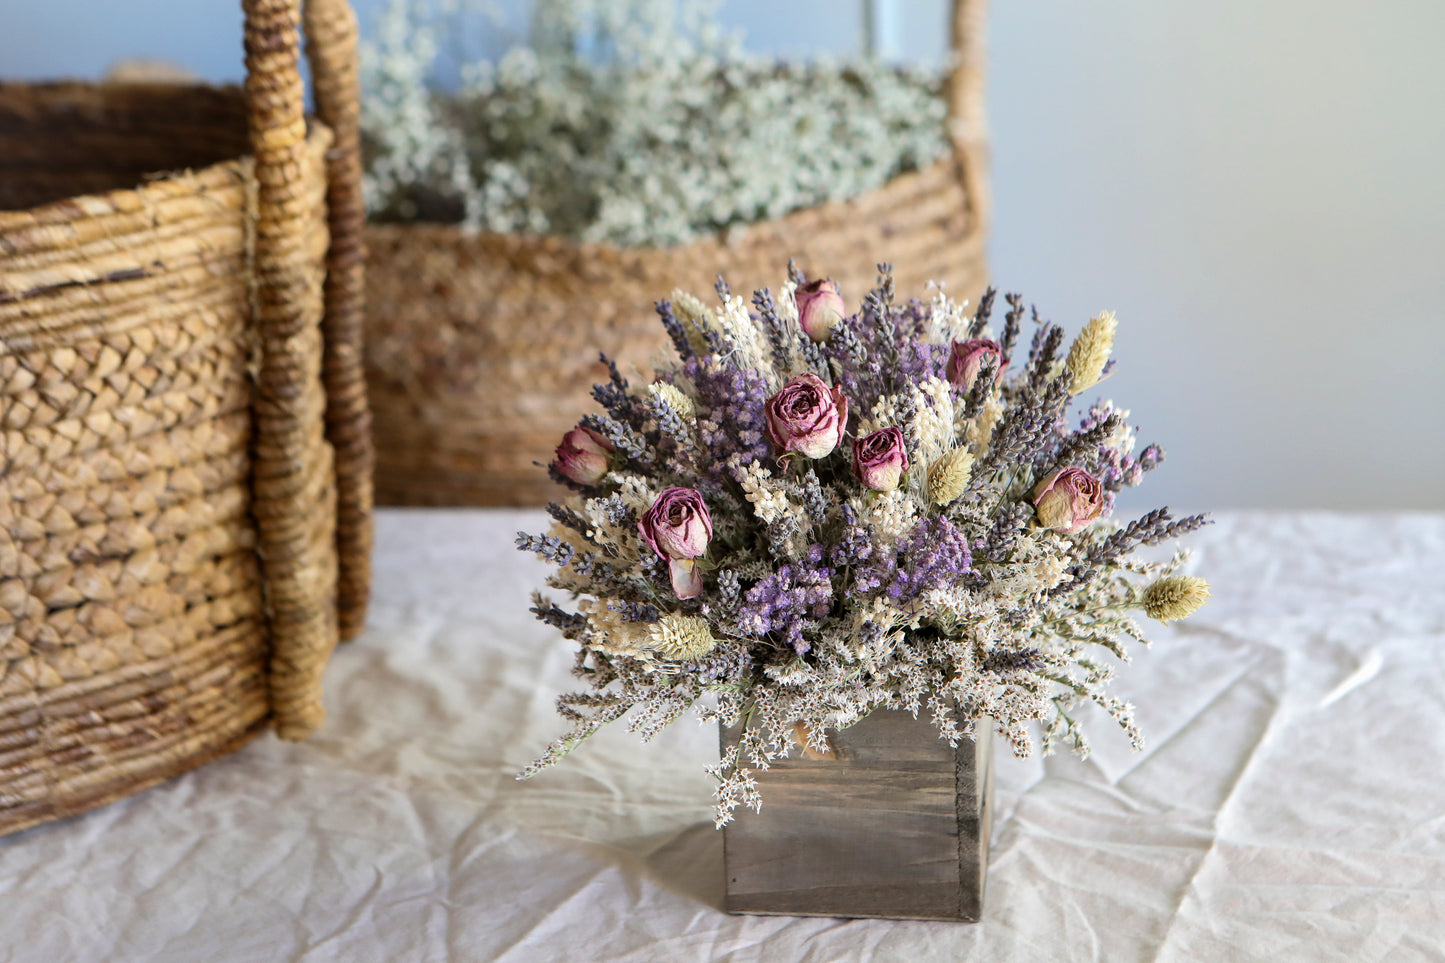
945, 0, 990, 235
243, 0, 372, 641
302, 0, 374, 643
242, 0, 373, 738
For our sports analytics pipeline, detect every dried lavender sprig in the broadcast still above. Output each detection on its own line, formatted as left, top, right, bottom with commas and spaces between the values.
799, 326, 830, 377
1051, 413, 1123, 475
708, 568, 744, 623
591, 353, 648, 431
516, 531, 576, 565
655, 300, 695, 363
570, 551, 617, 583
973, 376, 1071, 482
1001, 292, 1024, 365
752, 287, 793, 376
593, 493, 636, 528
959, 355, 997, 421
967, 285, 997, 338
800, 468, 829, 528
830, 315, 868, 367
1028, 309, 1048, 364
896, 388, 922, 460
875, 262, 896, 306
765, 514, 804, 560
981, 501, 1034, 563
715, 274, 732, 302
1146, 513, 1212, 546
1086, 507, 1173, 567
1139, 444, 1165, 474
647, 391, 699, 470
1027, 325, 1065, 393
787, 258, 806, 286
612, 600, 660, 623
546, 502, 593, 538
863, 269, 900, 388
580, 412, 652, 467
530, 596, 589, 639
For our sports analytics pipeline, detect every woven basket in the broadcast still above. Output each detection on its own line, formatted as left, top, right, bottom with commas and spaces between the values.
0, 0, 374, 836
365, 0, 992, 506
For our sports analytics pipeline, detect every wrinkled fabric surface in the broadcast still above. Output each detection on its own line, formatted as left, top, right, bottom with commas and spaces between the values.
0, 510, 1441, 962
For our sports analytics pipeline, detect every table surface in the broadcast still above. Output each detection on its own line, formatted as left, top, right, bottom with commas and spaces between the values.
0, 510, 1441, 962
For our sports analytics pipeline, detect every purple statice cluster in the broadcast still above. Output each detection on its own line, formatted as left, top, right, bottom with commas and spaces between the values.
857, 515, 974, 602
734, 544, 836, 655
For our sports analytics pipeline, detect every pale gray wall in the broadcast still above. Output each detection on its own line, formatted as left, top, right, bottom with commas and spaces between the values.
4, 0, 1441, 512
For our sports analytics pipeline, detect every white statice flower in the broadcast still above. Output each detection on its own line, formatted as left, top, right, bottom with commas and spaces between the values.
910, 376, 957, 467
927, 288, 974, 346
608, 472, 659, 518
1104, 403, 1137, 455
849, 488, 918, 543
857, 393, 901, 437
580, 500, 646, 567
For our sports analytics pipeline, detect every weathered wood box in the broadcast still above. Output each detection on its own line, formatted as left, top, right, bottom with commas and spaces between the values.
721, 710, 993, 921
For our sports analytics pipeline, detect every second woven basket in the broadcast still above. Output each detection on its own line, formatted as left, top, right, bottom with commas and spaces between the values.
364, 0, 992, 506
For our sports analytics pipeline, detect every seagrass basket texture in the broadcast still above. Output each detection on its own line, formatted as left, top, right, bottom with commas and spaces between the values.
0, 0, 374, 836
365, 0, 993, 506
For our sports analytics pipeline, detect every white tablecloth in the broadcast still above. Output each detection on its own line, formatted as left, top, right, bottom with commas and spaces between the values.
0, 511, 1441, 962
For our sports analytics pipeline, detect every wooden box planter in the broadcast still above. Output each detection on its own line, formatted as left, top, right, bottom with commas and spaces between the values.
720, 709, 993, 921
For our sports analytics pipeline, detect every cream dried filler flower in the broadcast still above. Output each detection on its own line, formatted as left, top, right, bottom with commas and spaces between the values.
518, 266, 1211, 826
1064, 310, 1118, 395
928, 448, 975, 506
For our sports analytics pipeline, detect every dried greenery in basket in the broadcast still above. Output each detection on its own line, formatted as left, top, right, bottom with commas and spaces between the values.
360, 0, 948, 246
517, 264, 1212, 826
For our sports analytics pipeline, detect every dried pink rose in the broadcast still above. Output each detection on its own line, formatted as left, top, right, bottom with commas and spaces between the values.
765, 373, 849, 459
552, 425, 614, 486
794, 278, 846, 342
1031, 466, 1105, 534
947, 338, 1006, 392
852, 427, 909, 492
638, 487, 713, 599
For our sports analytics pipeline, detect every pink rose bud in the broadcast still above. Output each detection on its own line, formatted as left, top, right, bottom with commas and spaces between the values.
552, 425, 614, 486
638, 487, 713, 599
1031, 466, 1105, 534
794, 278, 846, 342
852, 427, 909, 492
765, 372, 850, 459
947, 338, 1006, 392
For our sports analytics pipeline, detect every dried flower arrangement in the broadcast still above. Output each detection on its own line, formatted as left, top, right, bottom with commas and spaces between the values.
360, 0, 948, 246
518, 264, 1212, 826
